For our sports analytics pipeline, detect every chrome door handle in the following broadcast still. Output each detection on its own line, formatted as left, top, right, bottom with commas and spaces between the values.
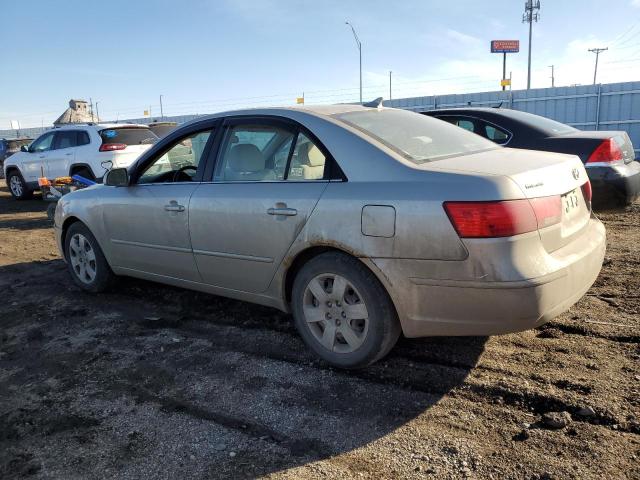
267, 207, 297, 216
164, 203, 185, 212
65, 153, 73, 156
39, 155, 45, 158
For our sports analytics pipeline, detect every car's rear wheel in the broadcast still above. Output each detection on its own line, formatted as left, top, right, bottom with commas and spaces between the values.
291, 252, 401, 369
64, 222, 115, 293
7, 170, 33, 200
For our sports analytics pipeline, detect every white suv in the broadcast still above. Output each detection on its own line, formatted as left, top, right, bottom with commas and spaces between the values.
4, 123, 157, 199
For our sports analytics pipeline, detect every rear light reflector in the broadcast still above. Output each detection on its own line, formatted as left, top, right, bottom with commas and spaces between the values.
581, 180, 592, 203
586, 138, 623, 165
444, 196, 562, 239
99, 143, 127, 152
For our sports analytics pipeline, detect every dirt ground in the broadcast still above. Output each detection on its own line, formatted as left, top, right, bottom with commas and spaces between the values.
0, 185, 638, 480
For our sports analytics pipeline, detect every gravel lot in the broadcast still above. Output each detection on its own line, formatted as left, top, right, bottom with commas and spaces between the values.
0, 185, 638, 480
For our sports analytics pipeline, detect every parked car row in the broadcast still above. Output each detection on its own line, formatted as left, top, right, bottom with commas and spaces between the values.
53, 105, 606, 368
423, 107, 640, 209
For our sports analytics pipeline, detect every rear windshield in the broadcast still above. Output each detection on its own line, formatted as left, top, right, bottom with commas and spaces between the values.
500, 109, 577, 135
99, 127, 157, 146
333, 109, 498, 164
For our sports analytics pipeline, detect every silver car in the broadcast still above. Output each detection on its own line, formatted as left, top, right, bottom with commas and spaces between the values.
54, 105, 606, 368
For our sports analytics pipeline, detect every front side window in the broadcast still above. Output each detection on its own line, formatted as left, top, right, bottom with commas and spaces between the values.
215, 124, 295, 182
334, 109, 497, 164
138, 130, 212, 184
30, 132, 55, 152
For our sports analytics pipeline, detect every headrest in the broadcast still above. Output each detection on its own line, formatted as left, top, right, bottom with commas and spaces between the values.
298, 142, 325, 167
227, 144, 265, 172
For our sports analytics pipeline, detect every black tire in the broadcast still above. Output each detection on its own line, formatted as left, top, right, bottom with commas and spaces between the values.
64, 222, 115, 293
291, 252, 401, 369
6, 170, 33, 200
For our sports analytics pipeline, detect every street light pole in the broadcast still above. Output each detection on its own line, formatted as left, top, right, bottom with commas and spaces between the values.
345, 21, 362, 104
522, 1, 541, 90
389, 70, 392, 101
95, 101, 100, 121
549, 65, 555, 87
160, 94, 164, 119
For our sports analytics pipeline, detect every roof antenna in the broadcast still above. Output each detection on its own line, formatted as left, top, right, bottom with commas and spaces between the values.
363, 97, 384, 108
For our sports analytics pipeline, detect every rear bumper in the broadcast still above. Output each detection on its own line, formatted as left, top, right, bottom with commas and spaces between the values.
587, 161, 640, 208
368, 217, 606, 337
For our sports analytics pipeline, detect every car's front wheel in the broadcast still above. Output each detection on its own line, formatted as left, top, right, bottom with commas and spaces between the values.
7, 170, 33, 200
291, 252, 401, 369
64, 222, 115, 293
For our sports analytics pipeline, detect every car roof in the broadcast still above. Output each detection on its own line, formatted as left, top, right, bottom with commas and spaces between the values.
53, 123, 149, 131
179, 104, 375, 128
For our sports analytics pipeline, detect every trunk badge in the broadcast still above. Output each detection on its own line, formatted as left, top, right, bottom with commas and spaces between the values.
572, 168, 580, 180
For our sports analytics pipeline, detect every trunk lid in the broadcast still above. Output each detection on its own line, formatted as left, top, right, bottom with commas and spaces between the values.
552, 130, 635, 164
425, 147, 591, 252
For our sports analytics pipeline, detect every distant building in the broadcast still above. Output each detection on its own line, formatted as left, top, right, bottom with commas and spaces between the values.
53, 99, 98, 125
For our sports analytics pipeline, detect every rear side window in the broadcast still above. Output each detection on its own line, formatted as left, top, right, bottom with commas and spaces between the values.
484, 124, 510, 144
99, 128, 157, 147
54, 131, 78, 150
77, 131, 90, 146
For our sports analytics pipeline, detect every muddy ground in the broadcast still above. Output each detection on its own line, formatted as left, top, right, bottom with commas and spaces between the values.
0, 185, 638, 480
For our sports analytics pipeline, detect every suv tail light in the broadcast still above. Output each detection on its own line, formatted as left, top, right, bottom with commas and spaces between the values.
99, 143, 127, 152
586, 138, 623, 165
581, 180, 592, 204
444, 196, 562, 238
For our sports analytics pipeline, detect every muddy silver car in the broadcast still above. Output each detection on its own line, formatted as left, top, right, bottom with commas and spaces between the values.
54, 105, 606, 368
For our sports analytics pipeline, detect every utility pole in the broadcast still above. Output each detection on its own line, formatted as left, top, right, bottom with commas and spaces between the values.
389, 71, 392, 101
89, 97, 95, 122
522, 0, 541, 90
345, 21, 362, 104
159, 94, 164, 119
588, 48, 608, 85
95, 101, 100, 121
549, 65, 555, 87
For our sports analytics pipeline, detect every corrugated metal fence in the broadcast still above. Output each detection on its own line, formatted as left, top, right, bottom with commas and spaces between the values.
385, 81, 640, 153
4, 81, 640, 152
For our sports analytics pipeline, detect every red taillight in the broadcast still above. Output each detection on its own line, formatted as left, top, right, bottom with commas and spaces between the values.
444, 196, 562, 239
581, 180, 592, 203
587, 138, 623, 165
99, 143, 127, 152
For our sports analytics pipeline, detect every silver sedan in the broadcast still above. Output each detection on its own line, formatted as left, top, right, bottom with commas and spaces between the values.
54, 105, 606, 368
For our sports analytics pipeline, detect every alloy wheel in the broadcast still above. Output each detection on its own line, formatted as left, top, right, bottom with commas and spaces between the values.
9, 175, 23, 197
302, 273, 369, 353
68, 233, 97, 284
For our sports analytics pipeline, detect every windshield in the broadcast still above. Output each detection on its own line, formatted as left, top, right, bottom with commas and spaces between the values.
501, 109, 577, 135
333, 109, 498, 163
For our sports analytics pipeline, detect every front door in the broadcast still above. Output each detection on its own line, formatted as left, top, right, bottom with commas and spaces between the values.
101, 128, 215, 281
189, 121, 329, 293
22, 131, 55, 182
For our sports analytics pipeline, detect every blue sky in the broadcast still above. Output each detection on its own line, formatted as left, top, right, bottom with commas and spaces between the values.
2, 0, 640, 127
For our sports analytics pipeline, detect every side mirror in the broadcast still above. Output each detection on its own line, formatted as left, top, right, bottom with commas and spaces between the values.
21, 145, 29, 152
104, 168, 129, 187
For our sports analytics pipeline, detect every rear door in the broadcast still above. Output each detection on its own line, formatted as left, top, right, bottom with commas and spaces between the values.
189, 118, 330, 293
48, 130, 77, 178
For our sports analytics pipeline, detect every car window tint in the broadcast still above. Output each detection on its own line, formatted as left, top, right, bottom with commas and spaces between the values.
287, 133, 326, 181
77, 131, 90, 146
55, 131, 78, 150
30, 132, 55, 152
100, 128, 157, 146
215, 125, 295, 182
484, 124, 510, 143
456, 119, 475, 132
138, 130, 212, 184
